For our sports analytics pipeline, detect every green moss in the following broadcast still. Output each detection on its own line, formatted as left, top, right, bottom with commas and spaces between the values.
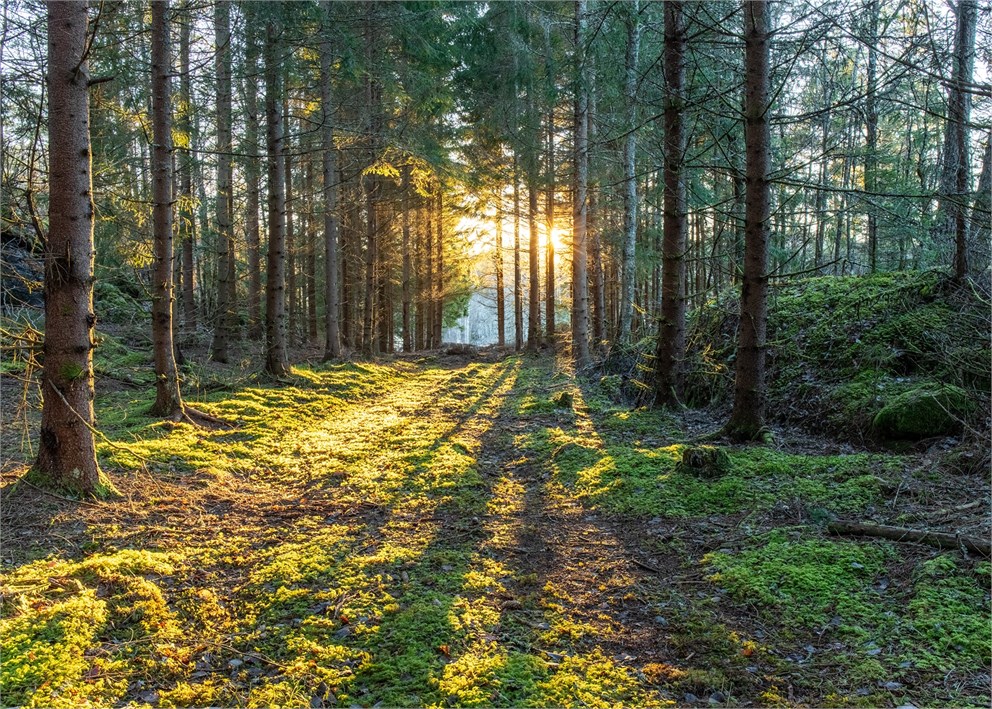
706, 533, 893, 631
905, 556, 991, 670
680, 271, 989, 439
0, 550, 176, 707
531, 427, 893, 518
872, 383, 973, 439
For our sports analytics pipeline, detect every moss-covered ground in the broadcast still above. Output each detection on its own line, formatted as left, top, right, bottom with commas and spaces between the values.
1, 347, 989, 708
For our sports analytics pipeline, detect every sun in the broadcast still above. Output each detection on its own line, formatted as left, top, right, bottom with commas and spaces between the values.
549, 227, 568, 253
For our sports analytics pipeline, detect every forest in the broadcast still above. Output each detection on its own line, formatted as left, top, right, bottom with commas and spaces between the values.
0, 0, 990, 706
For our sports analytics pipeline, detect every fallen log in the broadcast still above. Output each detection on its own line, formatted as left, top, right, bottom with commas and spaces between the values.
827, 520, 990, 557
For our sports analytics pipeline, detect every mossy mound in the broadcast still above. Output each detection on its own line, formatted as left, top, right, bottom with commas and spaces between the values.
677, 445, 731, 478
871, 383, 973, 440
677, 271, 989, 441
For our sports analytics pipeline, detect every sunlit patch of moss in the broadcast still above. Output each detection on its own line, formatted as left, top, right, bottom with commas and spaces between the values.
159, 679, 231, 708
905, 556, 991, 670
0, 549, 176, 708
0, 593, 113, 708
250, 525, 352, 589
532, 648, 671, 708
437, 643, 512, 706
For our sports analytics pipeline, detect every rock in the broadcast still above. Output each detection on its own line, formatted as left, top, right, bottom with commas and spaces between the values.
871, 383, 973, 440
684, 692, 699, 704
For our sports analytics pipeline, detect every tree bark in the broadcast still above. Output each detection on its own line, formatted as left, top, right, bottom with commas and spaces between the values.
425, 201, 434, 348
434, 190, 444, 346
244, 10, 263, 341
654, 0, 687, 407
952, 0, 977, 280
321, 1, 341, 359
495, 202, 506, 347
264, 18, 289, 376
36, 0, 107, 496
286, 100, 297, 347
617, 0, 640, 347
178, 3, 196, 330
571, 0, 590, 368
150, 0, 184, 417
544, 20, 556, 344
513, 155, 523, 350
724, 0, 771, 441
587, 67, 605, 350
864, 0, 878, 273
305, 155, 318, 342
211, 0, 235, 362
527, 88, 541, 352
402, 165, 413, 352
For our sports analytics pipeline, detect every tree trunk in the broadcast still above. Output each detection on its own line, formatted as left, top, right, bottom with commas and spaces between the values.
179, 4, 196, 330
513, 155, 523, 350
36, 0, 108, 496
951, 0, 977, 280
724, 0, 771, 441
149, 0, 184, 417
305, 156, 318, 342
320, 4, 341, 359
416, 204, 427, 350
285, 101, 297, 347
544, 20, 556, 344
571, 0, 591, 368
402, 165, 413, 351
654, 0, 687, 407
617, 0, 640, 347
495, 202, 506, 347
425, 201, 434, 348
434, 191, 444, 346
586, 66, 605, 350
211, 0, 235, 363
244, 11, 263, 341
545, 114, 556, 344
527, 89, 541, 352
864, 0, 878, 273
264, 18, 289, 376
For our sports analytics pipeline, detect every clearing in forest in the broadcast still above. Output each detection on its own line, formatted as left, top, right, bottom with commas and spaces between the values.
2, 355, 989, 708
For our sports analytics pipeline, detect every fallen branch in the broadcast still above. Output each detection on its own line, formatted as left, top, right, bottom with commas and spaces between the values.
827, 520, 990, 557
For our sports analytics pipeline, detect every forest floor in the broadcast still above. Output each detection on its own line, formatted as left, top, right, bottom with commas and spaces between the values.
1, 349, 990, 708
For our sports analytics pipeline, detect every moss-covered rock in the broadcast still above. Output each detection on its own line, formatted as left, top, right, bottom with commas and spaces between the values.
871, 383, 973, 440
677, 445, 732, 478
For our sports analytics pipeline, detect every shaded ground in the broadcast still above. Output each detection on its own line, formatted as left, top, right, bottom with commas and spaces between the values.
1, 351, 989, 708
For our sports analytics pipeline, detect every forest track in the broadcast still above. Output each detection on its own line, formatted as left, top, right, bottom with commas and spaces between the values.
2, 354, 989, 708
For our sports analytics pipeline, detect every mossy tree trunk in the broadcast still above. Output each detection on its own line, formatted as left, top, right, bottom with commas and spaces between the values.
36, 0, 110, 497
150, 0, 184, 418
724, 0, 770, 442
